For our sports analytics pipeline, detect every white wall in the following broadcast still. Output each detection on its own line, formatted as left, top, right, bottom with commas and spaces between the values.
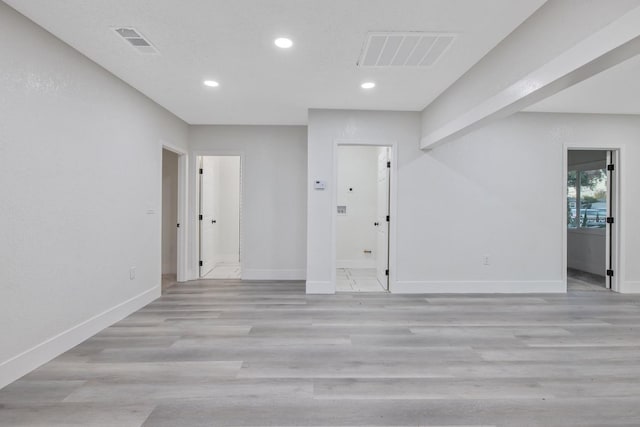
189, 126, 307, 280
336, 146, 379, 268
307, 109, 418, 293
307, 109, 640, 294
568, 230, 606, 276
0, 3, 189, 388
567, 150, 607, 276
162, 150, 179, 275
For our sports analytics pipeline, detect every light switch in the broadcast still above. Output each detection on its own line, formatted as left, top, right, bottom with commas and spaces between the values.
314, 180, 326, 190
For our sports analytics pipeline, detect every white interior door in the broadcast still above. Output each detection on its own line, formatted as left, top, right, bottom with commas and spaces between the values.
376, 148, 390, 290
605, 150, 616, 290
199, 156, 217, 277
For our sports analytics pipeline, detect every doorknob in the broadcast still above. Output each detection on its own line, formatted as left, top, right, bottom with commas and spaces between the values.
212, 220, 217, 224
374, 222, 379, 226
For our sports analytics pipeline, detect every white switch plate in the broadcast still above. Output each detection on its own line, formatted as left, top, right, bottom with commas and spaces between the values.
129, 267, 136, 280
314, 180, 326, 190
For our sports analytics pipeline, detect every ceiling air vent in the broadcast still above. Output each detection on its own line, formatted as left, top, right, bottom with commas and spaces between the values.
113, 27, 159, 55
358, 32, 455, 68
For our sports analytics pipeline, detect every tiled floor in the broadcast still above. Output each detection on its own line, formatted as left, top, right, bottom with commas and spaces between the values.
3, 280, 640, 426
203, 262, 241, 279
336, 268, 387, 292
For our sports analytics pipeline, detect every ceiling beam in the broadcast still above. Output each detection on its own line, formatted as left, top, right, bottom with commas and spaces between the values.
420, 0, 640, 151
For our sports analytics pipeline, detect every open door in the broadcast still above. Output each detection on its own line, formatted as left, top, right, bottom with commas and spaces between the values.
376, 147, 390, 290
161, 149, 179, 292
335, 145, 390, 292
199, 156, 217, 277
199, 155, 242, 279
566, 149, 617, 291
605, 150, 617, 290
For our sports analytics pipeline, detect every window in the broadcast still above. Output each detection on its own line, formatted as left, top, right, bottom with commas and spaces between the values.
567, 167, 607, 229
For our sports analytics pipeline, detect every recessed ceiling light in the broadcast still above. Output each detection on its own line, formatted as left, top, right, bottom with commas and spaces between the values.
203, 80, 219, 88
361, 82, 376, 89
274, 37, 293, 49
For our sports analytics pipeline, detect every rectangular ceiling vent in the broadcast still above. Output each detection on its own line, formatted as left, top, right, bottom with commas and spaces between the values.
113, 27, 159, 55
358, 32, 456, 68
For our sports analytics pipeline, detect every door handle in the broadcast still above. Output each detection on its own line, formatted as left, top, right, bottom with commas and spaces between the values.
374, 222, 379, 226
212, 220, 217, 224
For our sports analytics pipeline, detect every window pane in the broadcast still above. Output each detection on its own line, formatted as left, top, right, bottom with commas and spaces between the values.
578, 169, 607, 228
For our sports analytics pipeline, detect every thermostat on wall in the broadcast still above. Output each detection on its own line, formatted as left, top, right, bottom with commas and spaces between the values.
314, 180, 327, 190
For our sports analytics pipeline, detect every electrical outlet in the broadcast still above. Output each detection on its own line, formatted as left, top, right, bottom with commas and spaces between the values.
482, 255, 490, 266
129, 267, 136, 280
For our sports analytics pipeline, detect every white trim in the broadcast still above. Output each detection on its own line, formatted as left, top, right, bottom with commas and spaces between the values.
563, 144, 623, 293
176, 152, 189, 282
336, 259, 376, 269
190, 150, 245, 281
328, 139, 398, 295
306, 281, 335, 294
393, 281, 565, 294
620, 281, 640, 294
161, 142, 189, 283
242, 269, 306, 281
0, 286, 159, 389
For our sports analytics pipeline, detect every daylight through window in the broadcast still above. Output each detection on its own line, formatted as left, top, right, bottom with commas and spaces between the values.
567, 168, 607, 229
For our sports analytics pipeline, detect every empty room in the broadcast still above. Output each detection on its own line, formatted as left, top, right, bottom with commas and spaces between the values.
2, 0, 640, 426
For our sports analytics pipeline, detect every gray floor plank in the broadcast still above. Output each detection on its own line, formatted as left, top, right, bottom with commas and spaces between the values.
2, 279, 640, 426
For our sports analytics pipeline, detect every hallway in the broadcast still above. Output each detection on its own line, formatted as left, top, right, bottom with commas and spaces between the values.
2, 280, 640, 426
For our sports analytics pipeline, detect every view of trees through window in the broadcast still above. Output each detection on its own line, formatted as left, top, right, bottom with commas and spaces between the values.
567, 168, 607, 229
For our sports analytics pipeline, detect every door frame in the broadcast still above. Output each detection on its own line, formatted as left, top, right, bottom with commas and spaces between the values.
161, 142, 188, 283
332, 139, 398, 292
562, 143, 624, 292
189, 150, 245, 280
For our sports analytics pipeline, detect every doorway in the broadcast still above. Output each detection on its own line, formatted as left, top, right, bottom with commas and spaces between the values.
161, 148, 179, 293
198, 155, 242, 279
335, 145, 391, 292
566, 149, 617, 291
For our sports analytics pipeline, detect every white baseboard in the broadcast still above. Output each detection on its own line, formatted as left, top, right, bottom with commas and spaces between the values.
242, 269, 305, 281
392, 280, 566, 294
306, 281, 335, 294
0, 286, 160, 390
620, 281, 640, 294
336, 259, 376, 269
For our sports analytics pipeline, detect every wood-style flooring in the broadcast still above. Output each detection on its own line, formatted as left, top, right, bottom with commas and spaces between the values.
2, 280, 640, 426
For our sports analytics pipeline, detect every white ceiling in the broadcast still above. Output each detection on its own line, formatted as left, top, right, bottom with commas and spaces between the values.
5, 0, 546, 125
527, 54, 640, 115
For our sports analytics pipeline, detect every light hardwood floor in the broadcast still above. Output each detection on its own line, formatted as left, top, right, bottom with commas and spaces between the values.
2, 280, 640, 426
